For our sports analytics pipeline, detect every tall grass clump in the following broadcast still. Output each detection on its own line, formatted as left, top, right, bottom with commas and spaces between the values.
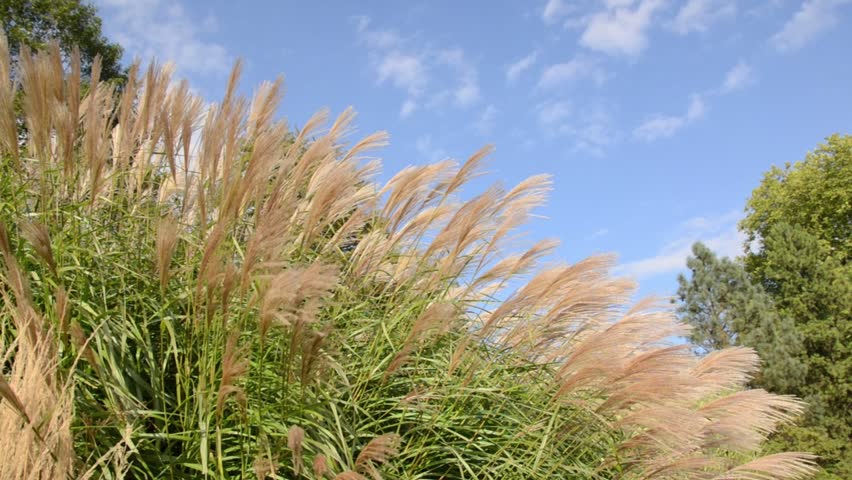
0, 35, 819, 479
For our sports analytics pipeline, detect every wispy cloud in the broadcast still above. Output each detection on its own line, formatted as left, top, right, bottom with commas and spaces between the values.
634, 95, 705, 141
579, 0, 667, 57
95, 0, 231, 76
634, 59, 756, 141
415, 134, 447, 162
437, 48, 481, 108
354, 16, 481, 116
617, 210, 745, 280
586, 228, 610, 240
537, 100, 572, 126
721, 60, 755, 93
542, 0, 572, 23
506, 50, 539, 83
538, 56, 607, 89
353, 15, 402, 49
400, 99, 418, 119
670, 0, 737, 34
771, 0, 851, 52
475, 104, 498, 136
376, 51, 427, 95
537, 100, 614, 156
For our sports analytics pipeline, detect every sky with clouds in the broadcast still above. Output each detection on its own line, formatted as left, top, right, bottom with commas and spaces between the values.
93, 0, 852, 297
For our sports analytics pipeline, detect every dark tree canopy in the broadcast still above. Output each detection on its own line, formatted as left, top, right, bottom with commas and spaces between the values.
741, 134, 852, 270
736, 134, 850, 479
675, 242, 805, 393
756, 222, 852, 479
678, 135, 852, 478
1, 0, 123, 79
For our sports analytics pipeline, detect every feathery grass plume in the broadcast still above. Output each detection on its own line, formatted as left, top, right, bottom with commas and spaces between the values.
216, 331, 249, 418
0, 372, 27, 420
692, 346, 761, 393
18, 45, 52, 162
714, 452, 819, 480
699, 389, 805, 452
259, 262, 338, 339
55, 97, 76, 181
0, 322, 74, 479
0, 33, 819, 479
313, 454, 329, 478
21, 221, 56, 275
287, 425, 305, 475
1, 223, 41, 342
384, 303, 454, 379
334, 472, 367, 480
154, 215, 179, 290
68, 320, 96, 366
252, 454, 277, 480
355, 433, 400, 479
80, 57, 116, 204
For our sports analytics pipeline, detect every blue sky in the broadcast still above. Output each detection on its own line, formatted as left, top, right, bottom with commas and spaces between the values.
94, 0, 852, 297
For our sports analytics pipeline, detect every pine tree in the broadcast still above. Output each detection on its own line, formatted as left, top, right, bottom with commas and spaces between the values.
740, 135, 852, 479
675, 242, 806, 393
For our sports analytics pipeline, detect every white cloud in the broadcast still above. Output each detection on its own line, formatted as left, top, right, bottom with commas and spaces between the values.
354, 19, 481, 115
542, 0, 572, 23
634, 115, 687, 141
686, 95, 706, 119
415, 134, 447, 162
352, 15, 402, 49
537, 100, 572, 125
617, 210, 745, 280
400, 99, 418, 119
537, 101, 614, 156
633, 60, 756, 141
771, 0, 851, 52
580, 0, 667, 57
671, 0, 737, 34
538, 57, 607, 89
455, 77, 481, 107
634, 94, 705, 141
95, 0, 231, 76
474, 105, 498, 135
721, 60, 755, 93
437, 48, 481, 108
376, 52, 427, 96
506, 50, 539, 83
587, 228, 610, 240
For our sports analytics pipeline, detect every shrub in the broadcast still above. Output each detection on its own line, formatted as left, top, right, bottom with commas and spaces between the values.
0, 37, 818, 479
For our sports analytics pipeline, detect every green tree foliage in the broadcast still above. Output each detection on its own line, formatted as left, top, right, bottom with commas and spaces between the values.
756, 223, 852, 479
678, 135, 851, 478
675, 242, 806, 393
741, 134, 852, 269
739, 134, 850, 479
1, 0, 123, 79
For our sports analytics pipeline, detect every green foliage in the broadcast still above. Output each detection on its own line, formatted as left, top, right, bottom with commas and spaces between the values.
741, 135, 852, 479
755, 223, 852, 479
1, 0, 123, 79
0, 36, 821, 480
675, 242, 806, 393
0, 126, 620, 479
741, 134, 852, 269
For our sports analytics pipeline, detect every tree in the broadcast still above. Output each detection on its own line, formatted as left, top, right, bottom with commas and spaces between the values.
1, 0, 123, 79
757, 223, 851, 479
675, 242, 806, 393
740, 135, 852, 479
741, 134, 851, 270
